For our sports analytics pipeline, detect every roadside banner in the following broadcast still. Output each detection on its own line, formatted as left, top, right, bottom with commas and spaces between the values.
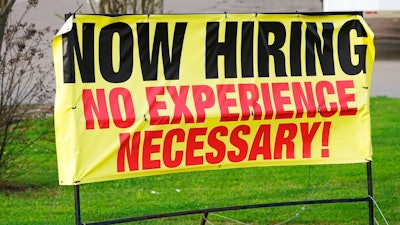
52, 13, 375, 185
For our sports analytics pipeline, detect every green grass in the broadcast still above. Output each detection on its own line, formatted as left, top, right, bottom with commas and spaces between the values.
0, 96, 399, 225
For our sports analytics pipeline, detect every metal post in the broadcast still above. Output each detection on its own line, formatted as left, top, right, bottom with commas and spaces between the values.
200, 212, 209, 225
367, 161, 374, 225
74, 185, 82, 225
68, 12, 80, 223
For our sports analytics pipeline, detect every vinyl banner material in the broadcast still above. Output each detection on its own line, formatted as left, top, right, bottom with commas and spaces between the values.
52, 13, 375, 185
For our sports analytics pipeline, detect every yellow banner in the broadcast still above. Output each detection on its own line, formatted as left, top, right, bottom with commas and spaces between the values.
53, 13, 375, 185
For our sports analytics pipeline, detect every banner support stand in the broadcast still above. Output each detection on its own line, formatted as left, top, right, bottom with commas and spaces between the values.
367, 161, 374, 225
74, 185, 82, 225
70, 162, 375, 225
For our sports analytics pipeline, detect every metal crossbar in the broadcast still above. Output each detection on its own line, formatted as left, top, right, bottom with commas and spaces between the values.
73, 161, 374, 225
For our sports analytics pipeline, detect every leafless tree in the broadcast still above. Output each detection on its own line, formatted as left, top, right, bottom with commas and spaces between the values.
85, 0, 163, 14
0, 0, 15, 53
0, 0, 53, 185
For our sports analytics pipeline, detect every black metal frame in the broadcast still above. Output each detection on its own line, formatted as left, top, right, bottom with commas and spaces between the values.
73, 161, 374, 225
66, 11, 374, 225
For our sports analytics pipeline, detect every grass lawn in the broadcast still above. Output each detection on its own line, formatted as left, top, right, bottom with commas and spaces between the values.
0, 96, 399, 225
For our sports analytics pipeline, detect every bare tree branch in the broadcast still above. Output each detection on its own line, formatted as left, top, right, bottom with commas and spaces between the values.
0, 0, 53, 184
85, 0, 162, 14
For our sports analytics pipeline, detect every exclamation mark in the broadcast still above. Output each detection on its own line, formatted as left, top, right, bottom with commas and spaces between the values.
321, 122, 331, 158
